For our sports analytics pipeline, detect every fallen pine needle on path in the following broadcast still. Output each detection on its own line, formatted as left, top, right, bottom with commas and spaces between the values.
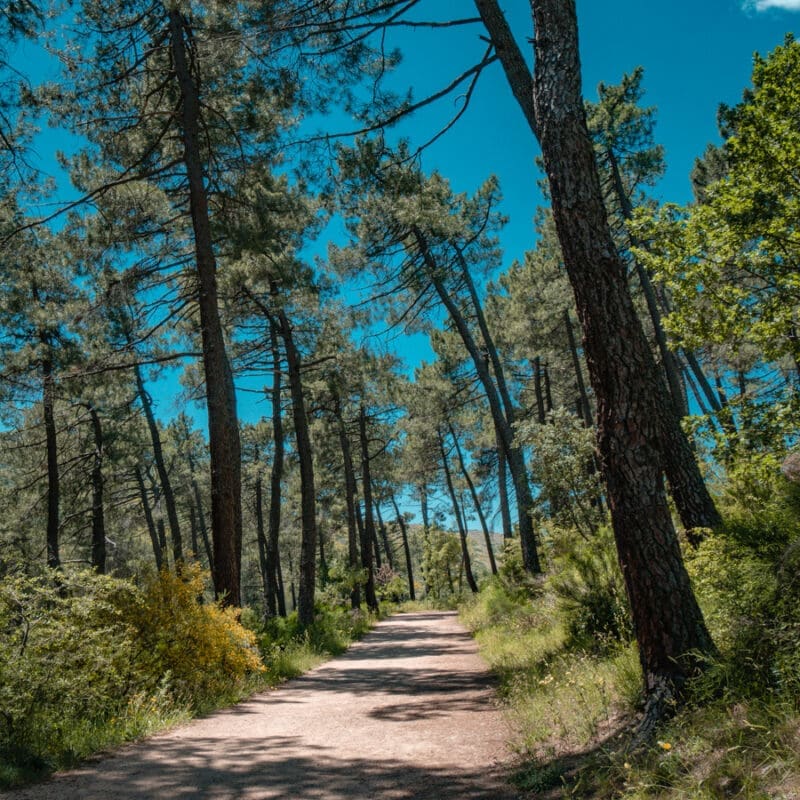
4, 611, 519, 800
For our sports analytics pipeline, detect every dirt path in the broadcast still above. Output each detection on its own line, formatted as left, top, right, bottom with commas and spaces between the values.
4, 611, 520, 799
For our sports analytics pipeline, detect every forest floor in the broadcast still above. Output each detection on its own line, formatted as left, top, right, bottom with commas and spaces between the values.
1, 611, 520, 800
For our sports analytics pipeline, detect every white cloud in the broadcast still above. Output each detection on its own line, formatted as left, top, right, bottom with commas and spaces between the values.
745, 0, 800, 10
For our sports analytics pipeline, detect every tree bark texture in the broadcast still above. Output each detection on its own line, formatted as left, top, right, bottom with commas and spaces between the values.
530, 0, 716, 696
169, 11, 242, 605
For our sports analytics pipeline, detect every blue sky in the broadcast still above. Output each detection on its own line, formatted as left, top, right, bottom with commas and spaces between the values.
12, 0, 800, 422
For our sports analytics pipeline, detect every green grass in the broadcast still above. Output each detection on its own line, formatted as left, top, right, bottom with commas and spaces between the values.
0, 600, 379, 791
459, 577, 800, 799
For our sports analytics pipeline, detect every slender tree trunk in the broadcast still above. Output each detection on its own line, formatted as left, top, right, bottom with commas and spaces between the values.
134, 364, 182, 565
266, 319, 284, 617
359, 406, 380, 610
419, 484, 432, 595
438, 430, 478, 593
533, 356, 546, 424
169, 11, 242, 605
449, 422, 497, 575
255, 472, 274, 617
276, 308, 317, 627
188, 459, 213, 571
87, 404, 106, 574
189, 505, 199, 560
42, 356, 60, 569
390, 493, 416, 600
528, 0, 716, 713
334, 394, 362, 609
276, 546, 287, 617
373, 492, 395, 570
544, 362, 554, 411
417, 230, 540, 572
495, 434, 512, 539
683, 349, 723, 414
564, 308, 593, 428
135, 465, 162, 570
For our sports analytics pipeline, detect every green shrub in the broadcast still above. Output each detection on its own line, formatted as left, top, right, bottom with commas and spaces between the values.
547, 526, 633, 650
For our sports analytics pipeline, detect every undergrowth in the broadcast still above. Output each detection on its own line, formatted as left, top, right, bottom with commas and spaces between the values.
460, 469, 800, 798
0, 564, 378, 789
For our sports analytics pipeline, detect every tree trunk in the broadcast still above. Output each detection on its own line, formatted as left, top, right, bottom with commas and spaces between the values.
417, 229, 540, 573
334, 393, 362, 609
87, 403, 106, 574
168, 10, 242, 605
276, 308, 317, 627
476, 0, 721, 536
564, 308, 593, 428
495, 434, 513, 539
529, 0, 716, 705
359, 406, 380, 611
438, 429, 478, 593
533, 356, 546, 424
255, 472, 274, 617
373, 491, 395, 570
449, 422, 497, 575
391, 492, 416, 601
134, 364, 183, 564
266, 318, 284, 617
187, 456, 213, 572
42, 356, 60, 569
135, 465, 163, 570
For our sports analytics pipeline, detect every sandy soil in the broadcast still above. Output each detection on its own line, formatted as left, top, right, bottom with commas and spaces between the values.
2, 611, 520, 800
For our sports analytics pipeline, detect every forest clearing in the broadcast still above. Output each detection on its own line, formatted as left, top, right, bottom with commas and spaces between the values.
2, 0, 800, 797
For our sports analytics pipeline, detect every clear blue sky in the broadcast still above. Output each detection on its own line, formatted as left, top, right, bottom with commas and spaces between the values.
13, 0, 799, 421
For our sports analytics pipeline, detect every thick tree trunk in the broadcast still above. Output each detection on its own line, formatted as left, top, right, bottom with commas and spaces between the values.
449, 423, 497, 575
169, 11, 242, 605
87, 404, 106, 574
134, 364, 183, 564
41, 359, 60, 569
530, 0, 716, 703
438, 430, 478, 593
476, 0, 720, 536
359, 406, 380, 611
135, 465, 163, 570
391, 493, 416, 601
276, 309, 317, 627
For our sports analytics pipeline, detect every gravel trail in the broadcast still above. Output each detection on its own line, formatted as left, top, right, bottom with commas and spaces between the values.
3, 611, 519, 799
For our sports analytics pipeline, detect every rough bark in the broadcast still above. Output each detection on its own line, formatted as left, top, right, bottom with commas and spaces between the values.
529, 0, 716, 700
169, 10, 242, 605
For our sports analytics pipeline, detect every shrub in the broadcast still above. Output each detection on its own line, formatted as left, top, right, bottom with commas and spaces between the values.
547, 526, 632, 650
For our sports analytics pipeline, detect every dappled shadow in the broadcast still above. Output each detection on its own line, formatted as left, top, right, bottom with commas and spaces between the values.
6, 612, 518, 800
8, 734, 518, 799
